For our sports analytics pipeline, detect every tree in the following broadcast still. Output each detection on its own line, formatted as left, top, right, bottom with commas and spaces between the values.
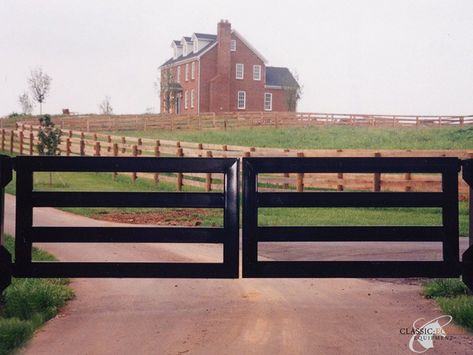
18, 92, 34, 115
282, 70, 303, 112
37, 115, 62, 186
28, 67, 52, 115
99, 96, 113, 115
156, 68, 178, 113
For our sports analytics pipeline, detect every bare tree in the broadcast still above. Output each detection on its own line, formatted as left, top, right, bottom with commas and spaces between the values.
282, 70, 303, 112
99, 96, 113, 115
156, 68, 178, 113
18, 92, 34, 115
28, 67, 52, 115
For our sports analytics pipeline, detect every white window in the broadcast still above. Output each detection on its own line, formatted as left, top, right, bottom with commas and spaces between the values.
253, 65, 261, 81
264, 93, 272, 111
230, 39, 236, 51
177, 66, 181, 83
191, 89, 195, 108
193, 40, 198, 52
237, 91, 246, 110
236, 63, 244, 79
191, 62, 195, 80
184, 91, 188, 109
185, 63, 189, 81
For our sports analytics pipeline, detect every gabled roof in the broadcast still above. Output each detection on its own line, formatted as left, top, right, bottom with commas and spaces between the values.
265, 67, 299, 87
160, 40, 217, 67
194, 33, 217, 40
172, 40, 182, 46
231, 30, 267, 64
183, 36, 192, 42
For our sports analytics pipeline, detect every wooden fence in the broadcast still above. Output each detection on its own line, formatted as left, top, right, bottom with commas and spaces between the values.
3, 123, 472, 199
3, 112, 473, 132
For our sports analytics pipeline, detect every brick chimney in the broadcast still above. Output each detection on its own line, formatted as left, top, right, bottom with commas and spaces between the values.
209, 20, 232, 112
217, 19, 231, 76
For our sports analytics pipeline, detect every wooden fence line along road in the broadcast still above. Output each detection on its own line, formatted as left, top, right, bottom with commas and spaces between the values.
2, 112, 473, 131
3, 124, 473, 199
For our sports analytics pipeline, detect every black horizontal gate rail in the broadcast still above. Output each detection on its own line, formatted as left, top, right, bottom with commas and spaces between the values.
13, 156, 239, 279
242, 157, 464, 279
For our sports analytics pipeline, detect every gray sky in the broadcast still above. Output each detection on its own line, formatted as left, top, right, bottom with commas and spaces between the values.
1, 0, 472, 116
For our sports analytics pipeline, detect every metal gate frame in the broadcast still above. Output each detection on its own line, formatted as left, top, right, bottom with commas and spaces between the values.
3, 155, 239, 281
242, 157, 471, 285
1, 155, 472, 292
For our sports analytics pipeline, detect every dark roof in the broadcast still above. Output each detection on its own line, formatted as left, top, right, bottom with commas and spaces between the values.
265, 67, 299, 87
194, 33, 217, 40
160, 38, 217, 67
183, 36, 192, 42
172, 40, 182, 46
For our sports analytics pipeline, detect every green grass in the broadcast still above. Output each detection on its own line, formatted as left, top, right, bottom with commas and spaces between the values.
109, 126, 473, 150
0, 235, 74, 355
423, 279, 473, 331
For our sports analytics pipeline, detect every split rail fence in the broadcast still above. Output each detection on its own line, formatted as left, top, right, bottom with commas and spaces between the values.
2, 112, 472, 132
2, 124, 473, 198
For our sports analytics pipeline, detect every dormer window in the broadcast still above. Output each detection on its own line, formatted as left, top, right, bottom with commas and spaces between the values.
193, 40, 198, 52
183, 45, 187, 57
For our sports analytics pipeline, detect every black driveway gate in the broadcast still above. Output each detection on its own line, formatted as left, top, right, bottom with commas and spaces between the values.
242, 157, 469, 281
3, 155, 239, 282
1, 155, 472, 293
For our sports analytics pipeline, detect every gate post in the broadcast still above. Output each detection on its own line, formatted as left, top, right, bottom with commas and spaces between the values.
461, 159, 473, 291
0, 155, 13, 292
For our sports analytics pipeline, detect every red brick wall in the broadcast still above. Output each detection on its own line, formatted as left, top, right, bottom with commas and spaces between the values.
179, 61, 199, 114
266, 88, 289, 112
199, 46, 217, 113
229, 34, 265, 111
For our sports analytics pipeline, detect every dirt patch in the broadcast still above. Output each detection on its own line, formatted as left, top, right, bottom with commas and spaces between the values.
91, 209, 210, 226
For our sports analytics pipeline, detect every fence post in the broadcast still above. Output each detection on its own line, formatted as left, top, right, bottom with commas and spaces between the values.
112, 143, 119, 180
107, 135, 112, 153
66, 138, 71, 156
154, 140, 160, 184
80, 139, 85, 156
405, 172, 412, 192
296, 152, 304, 192
176, 147, 184, 191
86, 119, 90, 132
120, 136, 126, 153
29, 132, 34, 156
460, 117, 464, 128
198, 143, 203, 157
9, 131, 14, 154
132, 145, 138, 183
337, 172, 344, 191
283, 149, 290, 190
94, 141, 101, 157
206, 151, 213, 192
373, 152, 381, 192
416, 116, 419, 127
19, 131, 24, 155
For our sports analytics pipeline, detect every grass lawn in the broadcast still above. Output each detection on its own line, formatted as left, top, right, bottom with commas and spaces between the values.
2, 170, 469, 235
108, 126, 473, 150
0, 235, 74, 355
423, 279, 473, 331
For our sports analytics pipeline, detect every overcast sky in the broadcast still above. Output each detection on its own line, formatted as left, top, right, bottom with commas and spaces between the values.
1, 0, 472, 116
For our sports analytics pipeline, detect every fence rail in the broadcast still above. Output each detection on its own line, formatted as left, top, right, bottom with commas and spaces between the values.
2, 124, 473, 199
2, 112, 473, 131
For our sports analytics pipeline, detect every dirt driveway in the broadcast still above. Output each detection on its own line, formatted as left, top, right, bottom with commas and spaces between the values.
3, 194, 472, 354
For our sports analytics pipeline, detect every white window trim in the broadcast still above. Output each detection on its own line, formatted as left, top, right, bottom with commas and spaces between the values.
177, 66, 181, 83
191, 89, 194, 108
193, 40, 198, 53
230, 39, 236, 52
236, 63, 244, 80
191, 62, 195, 80
185, 63, 189, 81
184, 91, 188, 109
237, 91, 246, 110
253, 65, 261, 81
264, 92, 273, 111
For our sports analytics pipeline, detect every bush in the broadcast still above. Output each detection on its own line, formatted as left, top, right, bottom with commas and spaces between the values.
424, 278, 469, 298
436, 295, 473, 331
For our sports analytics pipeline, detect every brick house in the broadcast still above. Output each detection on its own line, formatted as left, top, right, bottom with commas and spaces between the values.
159, 20, 300, 114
